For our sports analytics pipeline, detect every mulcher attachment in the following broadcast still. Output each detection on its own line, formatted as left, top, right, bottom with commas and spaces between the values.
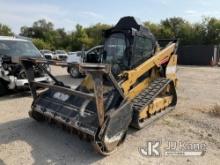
21, 58, 133, 155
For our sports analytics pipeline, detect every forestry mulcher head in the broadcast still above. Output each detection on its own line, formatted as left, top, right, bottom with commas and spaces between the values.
21, 16, 178, 155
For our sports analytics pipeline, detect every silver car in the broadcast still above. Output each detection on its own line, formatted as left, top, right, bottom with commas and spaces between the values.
54, 50, 68, 61
0, 36, 51, 96
40, 49, 55, 60
67, 45, 103, 78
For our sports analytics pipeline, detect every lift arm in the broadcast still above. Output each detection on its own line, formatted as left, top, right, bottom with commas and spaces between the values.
120, 43, 177, 96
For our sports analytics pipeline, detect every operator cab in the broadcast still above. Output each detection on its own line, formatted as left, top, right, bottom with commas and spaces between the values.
103, 16, 157, 75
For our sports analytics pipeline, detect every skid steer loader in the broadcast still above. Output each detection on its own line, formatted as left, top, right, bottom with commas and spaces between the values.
21, 16, 178, 155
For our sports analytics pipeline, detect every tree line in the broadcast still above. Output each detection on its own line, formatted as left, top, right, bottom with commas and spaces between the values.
0, 17, 220, 51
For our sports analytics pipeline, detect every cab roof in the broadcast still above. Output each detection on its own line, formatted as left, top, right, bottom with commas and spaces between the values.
104, 16, 156, 41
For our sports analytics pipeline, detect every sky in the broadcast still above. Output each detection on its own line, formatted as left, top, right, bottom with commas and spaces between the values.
0, 0, 220, 34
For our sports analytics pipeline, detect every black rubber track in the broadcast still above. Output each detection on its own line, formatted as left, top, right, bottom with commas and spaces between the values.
131, 78, 177, 129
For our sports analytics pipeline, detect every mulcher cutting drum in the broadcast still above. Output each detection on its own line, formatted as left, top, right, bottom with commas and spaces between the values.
30, 87, 132, 154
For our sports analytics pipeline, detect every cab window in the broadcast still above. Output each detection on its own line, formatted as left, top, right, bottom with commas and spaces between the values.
104, 33, 126, 63
133, 36, 153, 64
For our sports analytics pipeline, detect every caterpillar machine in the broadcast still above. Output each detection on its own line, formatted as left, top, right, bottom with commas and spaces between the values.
21, 16, 178, 155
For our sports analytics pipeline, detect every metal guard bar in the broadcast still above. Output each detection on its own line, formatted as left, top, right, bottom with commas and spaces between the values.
32, 82, 95, 100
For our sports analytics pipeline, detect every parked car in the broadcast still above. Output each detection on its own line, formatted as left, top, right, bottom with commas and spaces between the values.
67, 45, 103, 78
54, 50, 68, 61
40, 49, 54, 60
0, 36, 51, 96
67, 51, 82, 63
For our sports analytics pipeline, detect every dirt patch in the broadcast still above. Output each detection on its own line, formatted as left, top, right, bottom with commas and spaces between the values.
192, 104, 220, 118
209, 104, 220, 118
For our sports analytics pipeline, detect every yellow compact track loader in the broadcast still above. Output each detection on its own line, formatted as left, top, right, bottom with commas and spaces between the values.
21, 16, 178, 155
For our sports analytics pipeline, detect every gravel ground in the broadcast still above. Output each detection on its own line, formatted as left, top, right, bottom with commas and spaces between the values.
0, 66, 220, 165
